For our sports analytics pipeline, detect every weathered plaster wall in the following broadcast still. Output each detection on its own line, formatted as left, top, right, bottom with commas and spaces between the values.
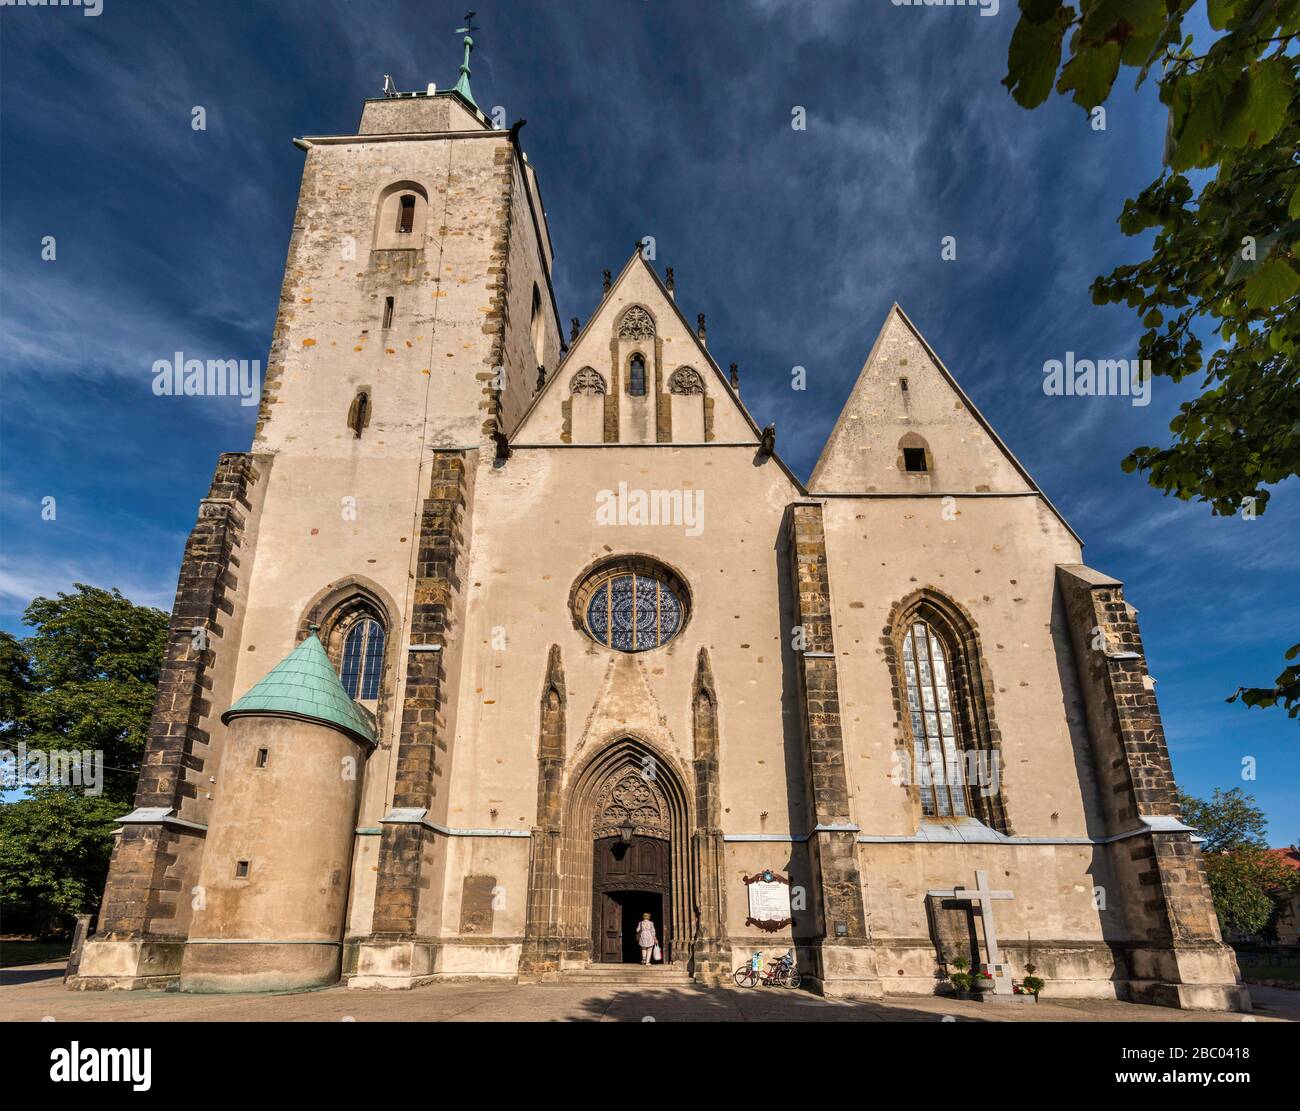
820, 495, 1095, 841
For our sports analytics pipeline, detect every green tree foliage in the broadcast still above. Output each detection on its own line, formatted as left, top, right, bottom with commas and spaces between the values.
1179, 787, 1300, 935
0, 585, 167, 935
1180, 786, 1270, 852
0, 790, 128, 937
9, 585, 168, 804
1004, 1, 1300, 719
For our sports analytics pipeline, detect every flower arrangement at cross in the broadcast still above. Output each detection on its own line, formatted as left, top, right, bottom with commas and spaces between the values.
944, 954, 973, 993
1015, 961, 1046, 997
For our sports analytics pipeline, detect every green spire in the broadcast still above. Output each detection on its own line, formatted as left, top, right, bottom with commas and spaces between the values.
452, 11, 478, 108
221, 629, 376, 746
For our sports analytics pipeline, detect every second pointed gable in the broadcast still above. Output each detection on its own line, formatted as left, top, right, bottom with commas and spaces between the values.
809, 305, 1037, 495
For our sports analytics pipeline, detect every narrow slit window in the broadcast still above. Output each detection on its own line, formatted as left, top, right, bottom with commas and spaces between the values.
255, 748, 268, 769
903, 447, 927, 473
530, 285, 545, 366
397, 194, 415, 234
235, 860, 250, 879
899, 376, 909, 393
629, 354, 647, 397
348, 391, 370, 439
382, 296, 394, 329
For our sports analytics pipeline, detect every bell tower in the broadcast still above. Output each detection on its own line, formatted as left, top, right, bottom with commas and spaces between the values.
254, 21, 561, 452
75, 23, 561, 991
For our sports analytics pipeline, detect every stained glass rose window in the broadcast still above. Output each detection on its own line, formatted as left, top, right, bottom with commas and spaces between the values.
574, 559, 689, 653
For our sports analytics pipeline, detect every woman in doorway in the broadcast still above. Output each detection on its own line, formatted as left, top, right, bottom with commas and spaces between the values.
635, 912, 658, 965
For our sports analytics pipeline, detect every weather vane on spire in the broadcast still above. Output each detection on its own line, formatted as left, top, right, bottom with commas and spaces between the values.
453, 10, 479, 109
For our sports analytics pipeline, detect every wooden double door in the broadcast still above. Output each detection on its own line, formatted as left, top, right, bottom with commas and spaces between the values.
592, 835, 671, 963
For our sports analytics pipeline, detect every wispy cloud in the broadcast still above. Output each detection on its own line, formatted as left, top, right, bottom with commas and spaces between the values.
0, 0, 1295, 830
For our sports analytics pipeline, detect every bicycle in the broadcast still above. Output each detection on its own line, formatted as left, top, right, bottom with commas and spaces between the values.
732, 950, 802, 989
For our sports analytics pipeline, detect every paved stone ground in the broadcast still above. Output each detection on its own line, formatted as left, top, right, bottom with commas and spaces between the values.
2, 961, 1295, 1022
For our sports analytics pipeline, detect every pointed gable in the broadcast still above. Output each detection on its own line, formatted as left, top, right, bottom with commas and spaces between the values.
512, 252, 759, 446
810, 305, 1039, 496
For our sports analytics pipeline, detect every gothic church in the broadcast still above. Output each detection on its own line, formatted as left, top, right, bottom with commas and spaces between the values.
75, 44, 1247, 1010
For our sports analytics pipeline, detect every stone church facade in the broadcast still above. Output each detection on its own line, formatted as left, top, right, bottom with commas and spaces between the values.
75, 76, 1247, 1010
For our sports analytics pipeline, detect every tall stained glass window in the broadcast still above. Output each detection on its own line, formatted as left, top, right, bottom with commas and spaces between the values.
902, 621, 967, 817
341, 618, 385, 701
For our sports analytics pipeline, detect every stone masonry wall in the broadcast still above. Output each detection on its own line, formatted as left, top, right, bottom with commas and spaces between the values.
97, 453, 260, 940
1057, 564, 1226, 948
787, 503, 869, 943
370, 452, 470, 937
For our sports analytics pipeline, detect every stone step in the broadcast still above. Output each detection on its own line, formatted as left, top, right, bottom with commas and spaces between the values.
559, 966, 695, 986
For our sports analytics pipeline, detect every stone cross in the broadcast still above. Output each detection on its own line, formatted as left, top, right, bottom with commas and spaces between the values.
928, 869, 1014, 994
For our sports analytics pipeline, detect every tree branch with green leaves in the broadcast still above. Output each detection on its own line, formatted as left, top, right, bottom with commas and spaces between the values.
1004, 0, 1300, 719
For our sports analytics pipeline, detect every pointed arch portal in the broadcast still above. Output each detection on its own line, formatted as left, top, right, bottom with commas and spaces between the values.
559, 738, 694, 967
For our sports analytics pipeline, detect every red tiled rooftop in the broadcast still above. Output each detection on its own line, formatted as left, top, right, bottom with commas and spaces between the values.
1267, 846, 1300, 872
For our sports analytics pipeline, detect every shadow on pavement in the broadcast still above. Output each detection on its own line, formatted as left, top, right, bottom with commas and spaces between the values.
0, 964, 66, 987
565, 984, 988, 1022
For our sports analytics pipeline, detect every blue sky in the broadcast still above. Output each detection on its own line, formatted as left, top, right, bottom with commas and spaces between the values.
1, 0, 1296, 840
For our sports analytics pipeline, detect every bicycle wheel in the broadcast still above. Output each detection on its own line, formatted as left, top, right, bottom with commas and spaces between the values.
732, 966, 757, 988
785, 968, 802, 989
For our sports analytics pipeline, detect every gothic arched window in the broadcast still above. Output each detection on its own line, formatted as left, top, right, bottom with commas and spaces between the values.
570, 367, 606, 395
899, 432, 931, 474
618, 305, 655, 340
341, 618, 385, 701
902, 621, 966, 817
629, 354, 647, 397
373, 181, 429, 250
892, 593, 1009, 833
530, 284, 545, 367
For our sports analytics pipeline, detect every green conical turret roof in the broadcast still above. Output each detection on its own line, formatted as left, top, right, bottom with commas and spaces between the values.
221, 631, 376, 746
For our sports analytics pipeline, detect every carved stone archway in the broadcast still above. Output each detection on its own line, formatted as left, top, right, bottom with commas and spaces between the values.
555, 737, 694, 969
592, 769, 670, 840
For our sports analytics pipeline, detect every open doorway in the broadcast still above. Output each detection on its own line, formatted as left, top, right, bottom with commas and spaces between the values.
592, 834, 671, 963
618, 891, 664, 963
